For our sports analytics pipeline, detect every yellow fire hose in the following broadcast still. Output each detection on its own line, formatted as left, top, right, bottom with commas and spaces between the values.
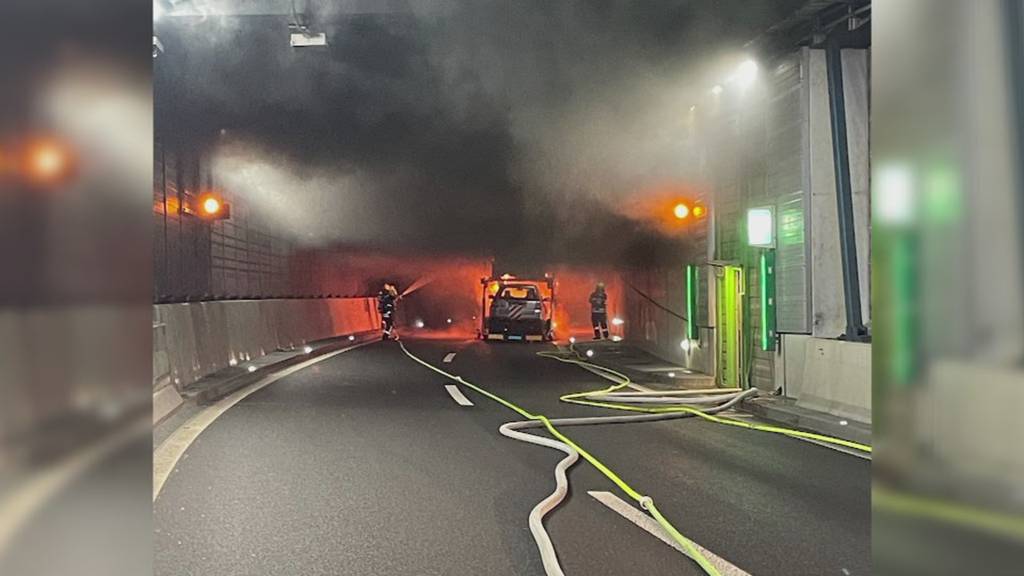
537, 348, 872, 454
397, 340, 724, 576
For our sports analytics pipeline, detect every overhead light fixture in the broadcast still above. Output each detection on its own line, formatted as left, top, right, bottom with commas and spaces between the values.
735, 59, 759, 89
290, 32, 327, 47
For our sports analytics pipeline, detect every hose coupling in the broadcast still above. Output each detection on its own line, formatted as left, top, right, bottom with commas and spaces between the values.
639, 496, 654, 511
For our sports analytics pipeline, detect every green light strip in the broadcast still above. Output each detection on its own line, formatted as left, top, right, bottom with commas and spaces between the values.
760, 252, 768, 351
686, 265, 695, 340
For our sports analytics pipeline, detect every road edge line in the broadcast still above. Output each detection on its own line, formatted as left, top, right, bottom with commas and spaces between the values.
152, 339, 376, 502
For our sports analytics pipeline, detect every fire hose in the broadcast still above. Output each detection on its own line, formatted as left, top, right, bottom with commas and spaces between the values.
397, 339, 752, 576
538, 348, 873, 454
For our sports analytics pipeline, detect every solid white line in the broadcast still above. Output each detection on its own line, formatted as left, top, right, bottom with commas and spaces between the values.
0, 416, 150, 558
442, 352, 457, 363
588, 491, 752, 576
153, 340, 376, 502
444, 384, 474, 406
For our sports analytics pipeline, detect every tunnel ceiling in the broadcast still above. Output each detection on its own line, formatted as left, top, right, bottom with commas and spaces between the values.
154, 0, 809, 267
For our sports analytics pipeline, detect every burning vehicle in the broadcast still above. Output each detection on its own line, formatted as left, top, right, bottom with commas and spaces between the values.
479, 274, 555, 342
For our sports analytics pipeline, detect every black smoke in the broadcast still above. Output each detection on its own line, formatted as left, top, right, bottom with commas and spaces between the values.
154, 0, 805, 266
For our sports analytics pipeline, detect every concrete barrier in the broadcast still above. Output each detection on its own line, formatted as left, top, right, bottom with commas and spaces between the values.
152, 298, 379, 422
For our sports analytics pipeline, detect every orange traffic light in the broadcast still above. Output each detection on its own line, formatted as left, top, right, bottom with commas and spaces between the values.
692, 204, 707, 218
21, 138, 75, 187
673, 203, 690, 220
202, 196, 221, 215
195, 192, 231, 220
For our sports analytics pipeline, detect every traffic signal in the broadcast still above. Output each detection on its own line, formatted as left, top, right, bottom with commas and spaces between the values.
672, 201, 708, 221
21, 137, 76, 187
185, 192, 231, 220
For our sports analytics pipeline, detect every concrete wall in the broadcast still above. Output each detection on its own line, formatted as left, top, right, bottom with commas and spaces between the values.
152, 298, 380, 419
1, 305, 151, 463
788, 337, 871, 423
624, 263, 715, 376
808, 48, 872, 337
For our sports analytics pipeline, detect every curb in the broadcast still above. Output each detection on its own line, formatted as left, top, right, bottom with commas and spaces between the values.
179, 331, 379, 406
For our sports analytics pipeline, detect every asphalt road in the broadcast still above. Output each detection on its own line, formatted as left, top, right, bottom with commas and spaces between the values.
154, 338, 871, 576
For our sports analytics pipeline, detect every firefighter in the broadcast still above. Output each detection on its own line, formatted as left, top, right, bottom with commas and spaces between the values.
589, 282, 609, 340
378, 283, 399, 340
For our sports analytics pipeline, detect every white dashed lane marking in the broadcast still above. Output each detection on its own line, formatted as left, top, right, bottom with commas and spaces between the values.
444, 384, 474, 406
588, 491, 751, 576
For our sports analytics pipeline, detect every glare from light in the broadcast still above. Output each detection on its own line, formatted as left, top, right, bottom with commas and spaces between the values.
673, 203, 690, 220
711, 84, 723, 96
24, 139, 73, 185
229, 358, 238, 366
735, 59, 759, 89
876, 164, 915, 225
303, 345, 313, 354
585, 349, 595, 358
611, 317, 624, 326
569, 336, 576, 344
611, 335, 623, 342
551, 321, 557, 328
33, 145, 64, 176
348, 335, 356, 341
415, 319, 425, 329
247, 365, 258, 373
202, 196, 221, 215
446, 318, 453, 324
680, 339, 692, 352
668, 372, 676, 378
153, 2, 164, 21
746, 207, 774, 247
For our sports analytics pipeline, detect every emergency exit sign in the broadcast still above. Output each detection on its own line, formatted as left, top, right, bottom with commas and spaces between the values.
747, 207, 775, 247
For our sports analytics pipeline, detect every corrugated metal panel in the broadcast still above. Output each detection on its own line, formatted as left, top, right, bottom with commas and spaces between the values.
776, 193, 809, 331
766, 55, 811, 333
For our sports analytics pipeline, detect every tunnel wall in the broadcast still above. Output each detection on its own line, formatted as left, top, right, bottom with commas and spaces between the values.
153, 298, 379, 420
623, 263, 715, 376
624, 47, 871, 419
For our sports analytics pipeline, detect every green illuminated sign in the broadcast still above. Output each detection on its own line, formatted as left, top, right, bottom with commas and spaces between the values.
759, 251, 776, 351
686, 265, 698, 340
747, 207, 775, 247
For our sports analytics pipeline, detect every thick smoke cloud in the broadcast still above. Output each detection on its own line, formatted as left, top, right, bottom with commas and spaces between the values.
155, 0, 804, 265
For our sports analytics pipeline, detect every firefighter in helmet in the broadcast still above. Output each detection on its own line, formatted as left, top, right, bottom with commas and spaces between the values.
589, 282, 609, 340
378, 283, 399, 340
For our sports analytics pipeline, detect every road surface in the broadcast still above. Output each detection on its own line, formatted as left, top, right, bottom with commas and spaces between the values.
154, 338, 870, 575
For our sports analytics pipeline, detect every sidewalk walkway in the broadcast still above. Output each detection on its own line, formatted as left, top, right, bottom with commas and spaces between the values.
569, 338, 871, 449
